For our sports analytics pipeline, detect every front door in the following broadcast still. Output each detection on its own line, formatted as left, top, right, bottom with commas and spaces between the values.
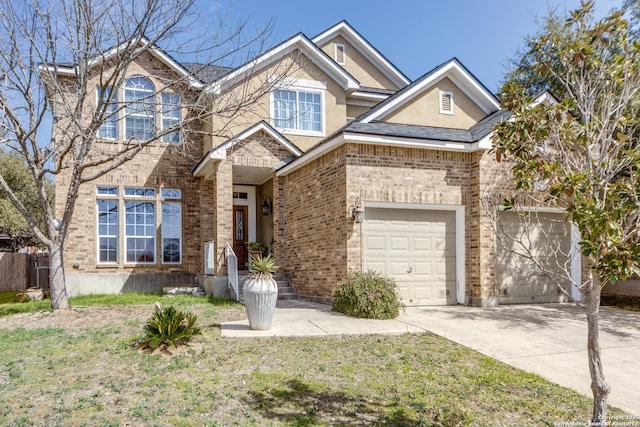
233, 205, 249, 269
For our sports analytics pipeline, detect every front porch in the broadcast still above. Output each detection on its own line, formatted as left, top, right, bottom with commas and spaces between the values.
192, 121, 302, 297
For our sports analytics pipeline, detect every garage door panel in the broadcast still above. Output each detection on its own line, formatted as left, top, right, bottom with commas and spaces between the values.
365, 236, 386, 251
413, 237, 432, 251
390, 237, 410, 251
413, 262, 432, 276
389, 262, 411, 276
364, 208, 457, 307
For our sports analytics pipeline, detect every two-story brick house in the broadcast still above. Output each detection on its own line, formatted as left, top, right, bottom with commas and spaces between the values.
55, 21, 581, 307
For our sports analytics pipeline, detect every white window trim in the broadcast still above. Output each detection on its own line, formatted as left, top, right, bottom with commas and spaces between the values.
161, 201, 182, 265
335, 43, 346, 65
124, 187, 157, 265
439, 90, 454, 115
96, 198, 119, 265
161, 188, 182, 265
96, 87, 118, 140
161, 92, 182, 143
270, 80, 326, 137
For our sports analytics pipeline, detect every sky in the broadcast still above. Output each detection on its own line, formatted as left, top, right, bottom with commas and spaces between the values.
193, 0, 624, 93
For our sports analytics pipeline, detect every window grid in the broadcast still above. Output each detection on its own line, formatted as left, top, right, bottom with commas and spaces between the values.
162, 202, 182, 263
162, 93, 181, 143
97, 199, 118, 263
97, 86, 118, 139
273, 89, 322, 133
125, 77, 155, 140
125, 201, 156, 263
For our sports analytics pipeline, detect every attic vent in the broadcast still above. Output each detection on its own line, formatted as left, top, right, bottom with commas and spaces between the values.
440, 90, 454, 115
335, 43, 346, 65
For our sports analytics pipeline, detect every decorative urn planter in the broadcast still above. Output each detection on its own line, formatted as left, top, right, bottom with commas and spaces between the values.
243, 255, 278, 330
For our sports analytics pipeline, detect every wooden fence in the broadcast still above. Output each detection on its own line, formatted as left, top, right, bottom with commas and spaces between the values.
0, 253, 50, 291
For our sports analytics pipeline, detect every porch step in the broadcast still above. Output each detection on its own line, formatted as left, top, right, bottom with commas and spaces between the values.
235, 273, 299, 301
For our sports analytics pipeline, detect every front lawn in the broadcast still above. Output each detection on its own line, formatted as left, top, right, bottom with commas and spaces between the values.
0, 295, 628, 426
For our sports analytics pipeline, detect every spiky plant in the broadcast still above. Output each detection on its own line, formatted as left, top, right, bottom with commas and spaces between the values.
249, 254, 278, 279
140, 302, 201, 349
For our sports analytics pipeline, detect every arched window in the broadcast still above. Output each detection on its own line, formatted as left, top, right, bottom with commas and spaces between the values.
124, 77, 155, 140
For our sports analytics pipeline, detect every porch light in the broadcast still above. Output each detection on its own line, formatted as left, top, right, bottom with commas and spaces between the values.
350, 197, 364, 224
262, 195, 273, 216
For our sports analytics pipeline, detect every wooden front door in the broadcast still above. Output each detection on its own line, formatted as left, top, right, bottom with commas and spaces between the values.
233, 205, 249, 269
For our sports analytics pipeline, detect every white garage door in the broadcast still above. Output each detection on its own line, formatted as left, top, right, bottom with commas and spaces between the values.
497, 211, 572, 304
364, 208, 457, 306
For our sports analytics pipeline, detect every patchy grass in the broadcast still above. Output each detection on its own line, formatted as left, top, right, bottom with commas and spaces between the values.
0, 292, 18, 304
0, 292, 227, 317
0, 297, 629, 426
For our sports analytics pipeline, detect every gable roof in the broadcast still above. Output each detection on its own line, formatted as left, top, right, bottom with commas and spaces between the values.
206, 32, 360, 94
40, 37, 206, 89
192, 121, 302, 177
358, 57, 500, 123
312, 20, 410, 89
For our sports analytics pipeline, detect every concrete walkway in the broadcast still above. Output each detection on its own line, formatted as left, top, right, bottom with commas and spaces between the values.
221, 300, 640, 415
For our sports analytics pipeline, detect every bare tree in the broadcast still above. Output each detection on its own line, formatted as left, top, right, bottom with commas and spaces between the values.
0, 0, 296, 309
492, 2, 640, 422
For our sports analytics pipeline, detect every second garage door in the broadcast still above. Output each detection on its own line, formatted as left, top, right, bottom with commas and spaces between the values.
497, 211, 573, 304
364, 208, 457, 306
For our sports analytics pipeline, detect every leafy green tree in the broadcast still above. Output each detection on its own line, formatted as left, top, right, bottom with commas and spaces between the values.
493, 1, 640, 422
0, 149, 54, 251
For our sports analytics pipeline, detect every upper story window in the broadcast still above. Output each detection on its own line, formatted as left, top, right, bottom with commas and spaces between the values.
272, 85, 325, 137
439, 90, 454, 115
161, 93, 181, 143
96, 77, 182, 143
335, 43, 346, 65
125, 77, 155, 140
97, 87, 118, 139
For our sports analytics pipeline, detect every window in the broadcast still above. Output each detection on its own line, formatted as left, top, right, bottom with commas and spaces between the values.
97, 87, 118, 139
125, 187, 156, 197
273, 88, 323, 134
97, 186, 118, 196
95, 186, 184, 265
161, 93, 181, 143
335, 43, 346, 65
161, 188, 182, 264
162, 202, 181, 263
125, 77, 155, 140
97, 199, 118, 263
440, 90, 454, 115
125, 187, 156, 263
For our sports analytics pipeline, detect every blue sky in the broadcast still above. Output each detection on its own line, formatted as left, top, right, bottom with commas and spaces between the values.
194, 0, 623, 93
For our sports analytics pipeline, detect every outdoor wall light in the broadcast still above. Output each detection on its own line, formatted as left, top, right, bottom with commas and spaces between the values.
262, 195, 273, 216
349, 197, 364, 223
53, 219, 62, 230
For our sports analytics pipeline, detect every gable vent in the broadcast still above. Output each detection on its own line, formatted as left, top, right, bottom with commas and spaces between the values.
335, 43, 346, 65
440, 90, 454, 114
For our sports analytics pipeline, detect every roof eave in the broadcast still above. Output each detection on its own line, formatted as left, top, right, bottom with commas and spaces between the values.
206, 34, 359, 95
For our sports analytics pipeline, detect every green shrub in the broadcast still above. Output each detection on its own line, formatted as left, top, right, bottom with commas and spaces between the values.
332, 270, 403, 319
139, 303, 201, 349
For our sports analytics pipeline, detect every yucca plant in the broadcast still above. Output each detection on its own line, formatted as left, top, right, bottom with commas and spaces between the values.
249, 254, 278, 279
139, 302, 201, 349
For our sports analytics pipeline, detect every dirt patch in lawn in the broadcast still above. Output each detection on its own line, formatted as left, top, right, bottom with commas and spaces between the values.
0, 303, 246, 332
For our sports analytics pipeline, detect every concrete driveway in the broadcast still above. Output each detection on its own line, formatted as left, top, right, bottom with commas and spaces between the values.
399, 304, 640, 416
222, 302, 640, 415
